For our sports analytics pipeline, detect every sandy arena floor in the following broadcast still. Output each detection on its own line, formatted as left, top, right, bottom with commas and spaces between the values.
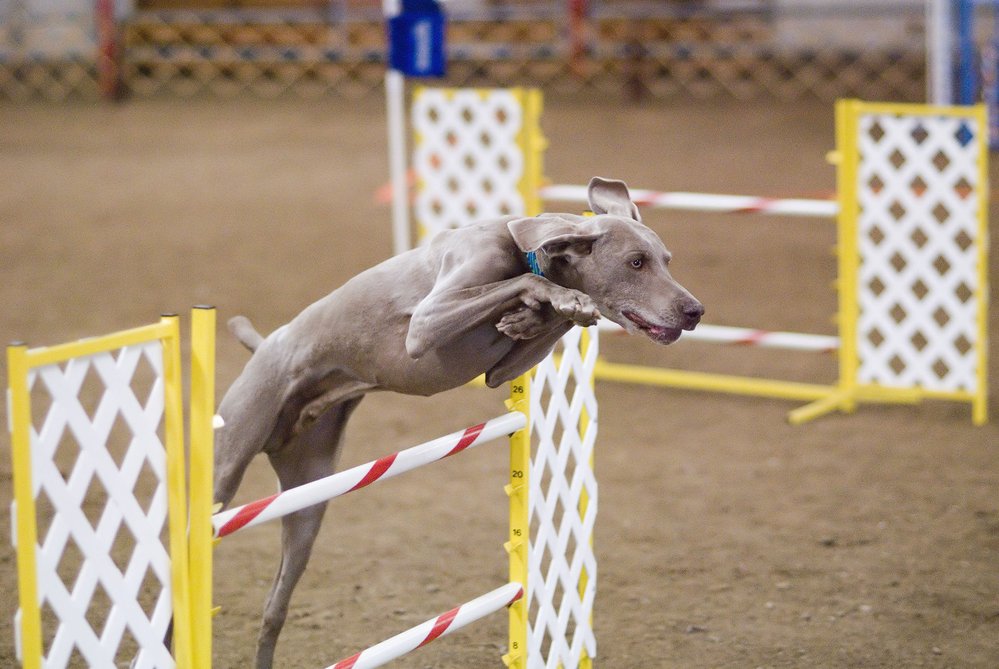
1, 96, 997, 668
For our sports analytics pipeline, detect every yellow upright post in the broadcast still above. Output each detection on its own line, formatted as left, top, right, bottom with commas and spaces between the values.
834, 99, 862, 415
188, 306, 217, 666
791, 98, 863, 425
971, 103, 991, 426
160, 314, 195, 669
578, 328, 594, 669
7, 342, 42, 669
504, 373, 531, 669
517, 88, 547, 217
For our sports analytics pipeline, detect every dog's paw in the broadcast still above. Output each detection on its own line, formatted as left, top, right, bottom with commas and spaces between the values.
497, 307, 548, 340
552, 290, 601, 327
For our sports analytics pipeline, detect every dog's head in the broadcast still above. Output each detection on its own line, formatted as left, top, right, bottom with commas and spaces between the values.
509, 177, 703, 344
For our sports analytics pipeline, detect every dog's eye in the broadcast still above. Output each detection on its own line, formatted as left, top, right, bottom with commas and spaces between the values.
630, 258, 643, 269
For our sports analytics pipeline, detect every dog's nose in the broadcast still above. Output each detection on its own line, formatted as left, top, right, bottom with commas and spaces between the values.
681, 300, 704, 328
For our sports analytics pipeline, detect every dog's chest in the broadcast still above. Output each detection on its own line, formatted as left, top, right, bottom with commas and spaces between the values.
379, 324, 517, 395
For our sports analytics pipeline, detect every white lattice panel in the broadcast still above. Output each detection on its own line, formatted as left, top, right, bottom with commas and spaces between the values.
15, 343, 175, 668
855, 111, 986, 393
412, 88, 528, 241
527, 326, 598, 669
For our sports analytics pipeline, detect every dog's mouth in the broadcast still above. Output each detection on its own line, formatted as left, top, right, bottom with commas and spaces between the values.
622, 310, 683, 344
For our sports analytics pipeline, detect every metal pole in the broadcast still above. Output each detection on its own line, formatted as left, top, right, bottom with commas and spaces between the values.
926, 0, 954, 104
384, 0, 411, 255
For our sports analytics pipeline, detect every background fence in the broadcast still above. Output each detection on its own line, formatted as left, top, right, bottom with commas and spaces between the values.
2, 0, 928, 102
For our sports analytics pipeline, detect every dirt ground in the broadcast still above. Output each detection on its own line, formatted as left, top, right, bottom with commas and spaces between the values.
1, 96, 997, 669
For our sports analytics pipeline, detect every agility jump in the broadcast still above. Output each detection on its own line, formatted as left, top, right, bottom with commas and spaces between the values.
7, 310, 599, 669
404, 90, 989, 425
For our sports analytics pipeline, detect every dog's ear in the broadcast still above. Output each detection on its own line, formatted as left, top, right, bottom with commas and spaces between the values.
588, 176, 641, 222
508, 215, 603, 258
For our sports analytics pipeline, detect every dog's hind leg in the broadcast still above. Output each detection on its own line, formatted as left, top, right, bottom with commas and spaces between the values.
214, 364, 287, 509
253, 396, 364, 669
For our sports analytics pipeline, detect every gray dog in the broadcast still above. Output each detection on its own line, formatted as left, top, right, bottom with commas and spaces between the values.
215, 177, 703, 668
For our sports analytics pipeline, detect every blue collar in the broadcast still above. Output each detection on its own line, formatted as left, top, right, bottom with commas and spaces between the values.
525, 250, 545, 277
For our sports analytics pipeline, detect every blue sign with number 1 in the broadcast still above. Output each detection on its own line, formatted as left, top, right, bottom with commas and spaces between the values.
388, 0, 446, 78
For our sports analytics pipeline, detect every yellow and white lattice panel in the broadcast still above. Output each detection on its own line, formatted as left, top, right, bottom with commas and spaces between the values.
412, 88, 528, 240
10, 342, 176, 668
854, 107, 987, 396
528, 326, 599, 669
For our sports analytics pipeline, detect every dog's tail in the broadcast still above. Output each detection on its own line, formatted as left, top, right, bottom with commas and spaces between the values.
228, 315, 265, 353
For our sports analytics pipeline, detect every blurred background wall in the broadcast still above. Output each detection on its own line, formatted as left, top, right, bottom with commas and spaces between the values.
0, 0, 937, 102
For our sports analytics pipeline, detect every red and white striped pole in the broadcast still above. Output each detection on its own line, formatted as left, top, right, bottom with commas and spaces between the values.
597, 321, 839, 353
682, 324, 839, 352
326, 582, 524, 669
541, 184, 839, 219
213, 412, 526, 538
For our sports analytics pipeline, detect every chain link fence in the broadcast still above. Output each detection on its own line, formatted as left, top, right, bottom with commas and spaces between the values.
1, 0, 926, 102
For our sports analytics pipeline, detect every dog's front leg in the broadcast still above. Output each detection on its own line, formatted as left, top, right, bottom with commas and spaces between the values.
406, 269, 597, 358
495, 303, 564, 340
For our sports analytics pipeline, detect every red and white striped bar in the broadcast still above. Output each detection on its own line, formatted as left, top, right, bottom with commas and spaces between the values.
541, 184, 839, 219
213, 412, 526, 538
325, 582, 524, 669
597, 321, 839, 353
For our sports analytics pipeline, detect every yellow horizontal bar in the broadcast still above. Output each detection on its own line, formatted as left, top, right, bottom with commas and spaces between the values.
854, 384, 978, 404
788, 391, 852, 425
22, 321, 174, 368
593, 360, 834, 402
850, 100, 984, 119
789, 383, 981, 425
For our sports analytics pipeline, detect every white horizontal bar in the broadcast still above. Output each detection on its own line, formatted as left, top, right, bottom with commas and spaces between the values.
598, 321, 839, 352
541, 184, 839, 219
